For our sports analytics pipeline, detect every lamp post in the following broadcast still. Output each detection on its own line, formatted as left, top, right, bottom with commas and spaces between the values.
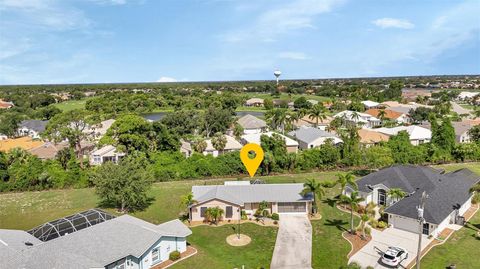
237, 208, 241, 239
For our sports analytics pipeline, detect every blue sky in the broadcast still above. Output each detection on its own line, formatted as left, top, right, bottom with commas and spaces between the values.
0, 0, 479, 85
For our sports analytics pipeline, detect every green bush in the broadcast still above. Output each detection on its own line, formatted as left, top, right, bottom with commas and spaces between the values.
377, 221, 387, 229
169, 250, 181, 261
241, 210, 247, 220
472, 193, 480, 204
271, 213, 280, 221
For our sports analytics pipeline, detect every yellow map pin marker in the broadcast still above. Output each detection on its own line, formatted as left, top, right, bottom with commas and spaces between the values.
240, 143, 264, 178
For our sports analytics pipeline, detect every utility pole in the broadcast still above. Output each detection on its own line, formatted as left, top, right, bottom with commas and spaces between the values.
416, 191, 428, 269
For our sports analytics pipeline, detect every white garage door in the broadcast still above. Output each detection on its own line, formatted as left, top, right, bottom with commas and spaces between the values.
390, 215, 418, 234
278, 202, 306, 213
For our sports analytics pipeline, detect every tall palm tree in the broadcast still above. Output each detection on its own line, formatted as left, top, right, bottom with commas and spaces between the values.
336, 172, 357, 197
265, 108, 288, 133
193, 139, 207, 153
340, 191, 365, 234
301, 178, 328, 214
378, 109, 387, 122
180, 192, 197, 217
308, 104, 327, 128
387, 188, 406, 204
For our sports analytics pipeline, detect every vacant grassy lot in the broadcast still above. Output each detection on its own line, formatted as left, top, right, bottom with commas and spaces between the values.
53, 99, 88, 112
246, 92, 331, 102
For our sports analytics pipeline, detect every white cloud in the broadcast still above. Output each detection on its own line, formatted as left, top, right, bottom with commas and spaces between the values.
156, 76, 178, 83
278, 52, 308, 60
221, 0, 344, 43
372, 18, 414, 29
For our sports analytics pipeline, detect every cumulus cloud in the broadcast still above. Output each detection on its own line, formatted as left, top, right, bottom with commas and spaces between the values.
278, 52, 308, 60
156, 76, 177, 83
372, 18, 415, 29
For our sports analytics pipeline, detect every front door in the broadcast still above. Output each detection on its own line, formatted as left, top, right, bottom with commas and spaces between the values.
378, 189, 386, 206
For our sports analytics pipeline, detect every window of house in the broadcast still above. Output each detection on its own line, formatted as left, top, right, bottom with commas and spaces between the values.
226, 206, 233, 218
152, 247, 160, 262
200, 207, 207, 217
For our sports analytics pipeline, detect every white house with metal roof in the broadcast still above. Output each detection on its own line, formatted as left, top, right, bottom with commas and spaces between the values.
288, 126, 342, 149
373, 126, 432, 145
241, 131, 299, 153
189, 182, 313, 222
89, 145, 126, 165
0, 212, 192, 269
334, 110, 381, 128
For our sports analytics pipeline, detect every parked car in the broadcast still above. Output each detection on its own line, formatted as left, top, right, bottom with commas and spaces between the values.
381, 246, 408, 267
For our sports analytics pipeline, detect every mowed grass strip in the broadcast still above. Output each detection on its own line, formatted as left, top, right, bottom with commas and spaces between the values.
53, 99, 88, 112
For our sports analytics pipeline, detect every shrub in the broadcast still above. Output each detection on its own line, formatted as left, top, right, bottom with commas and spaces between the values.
365, 226, 371, 235
241, 210, 247, 220
273, 220, 278, 225
271, 213, 280, 221
377, 221, 387, 229
472, 193, 480, 204
169, 250, 181, 261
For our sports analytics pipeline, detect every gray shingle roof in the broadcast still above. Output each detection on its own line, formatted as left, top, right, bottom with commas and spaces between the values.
237, 114, 267, 129
192, 183, 313, 205
2, 215, 192, 269
19, 120, 49, 133
356, 165, 479, 224
287, 126, 339, 144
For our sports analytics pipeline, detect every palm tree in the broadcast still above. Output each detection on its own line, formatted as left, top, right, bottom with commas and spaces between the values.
211, 132, 227, 155
180, 192, 197, 218
301, 178, 328, 214
193, 139, 207, 153
358, 213, 370, 240
340, 191, 365, 234
351, 111, 361, 123
387, 188, 406, 204
336, 172, 357, 197
205, 206, 224, 225
265, 108, 288, 133
308, 104, 327, 127
378, 109, 387, 122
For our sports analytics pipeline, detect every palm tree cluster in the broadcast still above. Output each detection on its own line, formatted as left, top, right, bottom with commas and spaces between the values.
265, 103, 328, 133
205, 206, 224, 225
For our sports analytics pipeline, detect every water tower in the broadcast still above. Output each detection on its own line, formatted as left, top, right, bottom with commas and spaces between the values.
274, 70, 281, 86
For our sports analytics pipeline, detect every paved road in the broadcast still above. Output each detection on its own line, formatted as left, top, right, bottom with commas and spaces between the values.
270, 214, 312, 269
349, 227, 433, 268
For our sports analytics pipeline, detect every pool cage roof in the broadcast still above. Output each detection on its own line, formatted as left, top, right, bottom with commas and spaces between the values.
28, 209, 115, 242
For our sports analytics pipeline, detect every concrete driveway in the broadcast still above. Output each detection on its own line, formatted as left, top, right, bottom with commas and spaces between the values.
270, 214, 312, 269
349, 227, 433, 268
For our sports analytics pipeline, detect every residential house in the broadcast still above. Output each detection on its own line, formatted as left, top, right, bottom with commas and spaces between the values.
202, 135, 243, 157
361, 100, 380, 109
420, 121, 478, 143
346, 165, 479, 237
0, 210, 192, 269
241, 131, 299, 153
85, 119, 115, 140
17, 120, 48, 139
0, 137, 44, 152
244, 98, 264, 107
292, 115, 333, 130
237, 114, 267, 134
89, 145, 125, 165
373, 125, 431, 145
189, 182, 313, 222
364, 109, 412, 124
0, 99, 14, 109
456, 91, 479, 101
334, 110, 381, 128
28, 141, 94, 160
287, 126, 342, 149
357, 128, 390, 147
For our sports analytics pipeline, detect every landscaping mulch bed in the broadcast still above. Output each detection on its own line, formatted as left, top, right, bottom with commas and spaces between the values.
342, 232, 372, 258
151, 246, 197, 269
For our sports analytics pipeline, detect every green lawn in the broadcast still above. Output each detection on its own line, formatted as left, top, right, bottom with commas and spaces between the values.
246, 92, 331, 102
421, 210, 480, 269
53, 99, 88, 112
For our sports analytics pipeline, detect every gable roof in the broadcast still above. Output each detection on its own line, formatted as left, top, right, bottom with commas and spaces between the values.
364, 109, 405, 120
374, 126, 431, 140
19, 120, 49, 133
204, 135, 242, 151
357, 128, 390, 144
192, 183, 313, 205
0, 137, 44, 152
2, 215, 192, 269
237, 114, 267, 129
288, 126, 340, 144
356, 165, 479, 224
361, 100, 380, 108
241, 132, 299, 147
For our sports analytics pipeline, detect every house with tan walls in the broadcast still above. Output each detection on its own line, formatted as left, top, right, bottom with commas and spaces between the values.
189, 182, 313, 222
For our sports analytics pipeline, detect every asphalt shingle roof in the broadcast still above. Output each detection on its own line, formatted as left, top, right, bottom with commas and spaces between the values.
237, 114, 267, 129
355, 165, 479, 224
287, 126, 339, 144
19, 120, 49, 133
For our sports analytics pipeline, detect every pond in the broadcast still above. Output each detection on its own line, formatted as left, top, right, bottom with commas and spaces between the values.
142, 111, 265, 121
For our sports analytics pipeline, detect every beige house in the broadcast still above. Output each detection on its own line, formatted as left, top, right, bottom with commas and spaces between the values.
189, 182, 313, 222
241, 132, 299, 153
244, 98, 264, 107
